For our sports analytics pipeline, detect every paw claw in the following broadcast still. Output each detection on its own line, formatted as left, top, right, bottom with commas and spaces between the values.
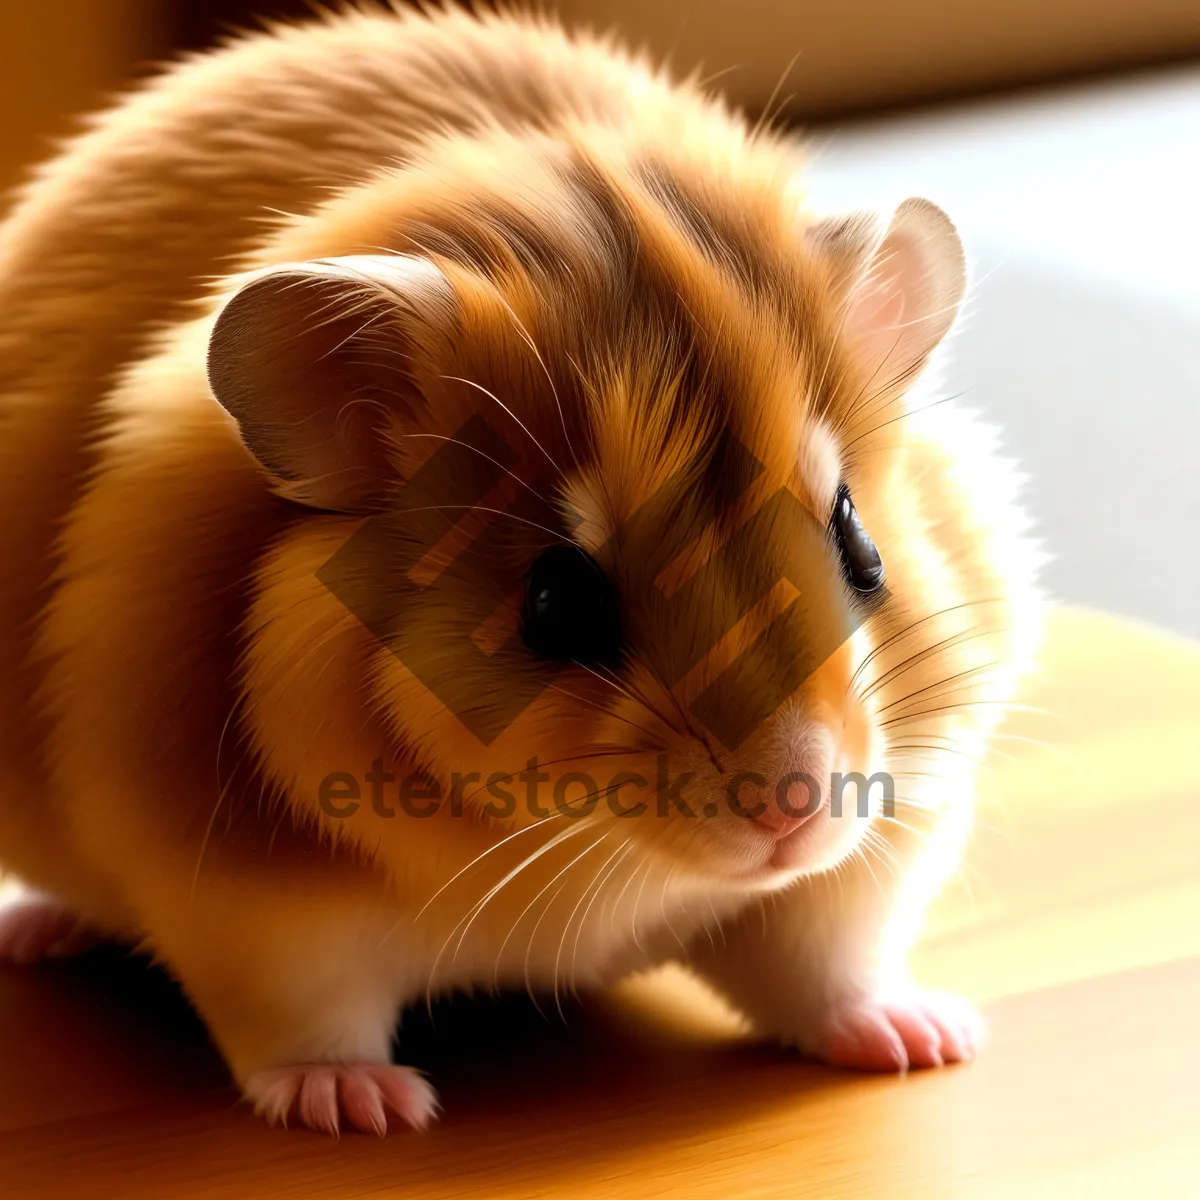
339, 1072, 388, 1137
298, 1068, 340, 1137
809, 990, 982, 1074
243, 1063, 439, 1136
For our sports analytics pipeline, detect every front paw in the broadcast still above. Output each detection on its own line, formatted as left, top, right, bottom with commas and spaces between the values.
799, 990, 984, 1073
242, 1063, 440, 1136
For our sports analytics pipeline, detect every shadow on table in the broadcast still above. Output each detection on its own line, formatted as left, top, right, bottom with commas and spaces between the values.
4, 946, 875, 1196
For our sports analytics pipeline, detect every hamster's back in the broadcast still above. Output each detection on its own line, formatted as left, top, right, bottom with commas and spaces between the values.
0, 8, 694, 899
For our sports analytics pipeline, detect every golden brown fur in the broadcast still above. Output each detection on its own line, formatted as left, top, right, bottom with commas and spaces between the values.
0, 6, 1039, 1131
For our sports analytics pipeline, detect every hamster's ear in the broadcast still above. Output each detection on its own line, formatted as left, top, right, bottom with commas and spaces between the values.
807, 198, 966, 389
207, 254, 456, 512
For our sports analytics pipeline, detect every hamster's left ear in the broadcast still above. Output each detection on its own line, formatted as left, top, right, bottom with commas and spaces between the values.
207, 254, 457, 512
807, 197, 966, 389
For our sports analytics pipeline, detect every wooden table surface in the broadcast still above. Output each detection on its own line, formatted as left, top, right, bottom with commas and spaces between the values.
3, 604, 1198, 1198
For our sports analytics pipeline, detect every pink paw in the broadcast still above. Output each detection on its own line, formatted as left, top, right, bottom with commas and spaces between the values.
0, 894, 104, 965
243, 1063, 440, 1136
814, 990, 984, 1073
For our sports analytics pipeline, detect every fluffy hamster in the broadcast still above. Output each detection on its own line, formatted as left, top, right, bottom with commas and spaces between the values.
0, 7, 1039, 1134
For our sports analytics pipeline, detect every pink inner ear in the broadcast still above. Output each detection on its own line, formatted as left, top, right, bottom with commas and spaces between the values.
845, 251, 912, 350
841, 224, 951, 388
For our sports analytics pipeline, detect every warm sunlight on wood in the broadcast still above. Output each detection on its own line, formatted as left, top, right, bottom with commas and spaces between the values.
2, 603, 1197, 1196
915, 604, 1200, 1002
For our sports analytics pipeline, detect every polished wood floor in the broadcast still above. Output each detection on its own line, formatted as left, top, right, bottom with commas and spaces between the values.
3, 605, 1198, 1197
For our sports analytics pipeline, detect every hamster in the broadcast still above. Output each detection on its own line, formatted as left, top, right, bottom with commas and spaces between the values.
0, 6, 1040, 1135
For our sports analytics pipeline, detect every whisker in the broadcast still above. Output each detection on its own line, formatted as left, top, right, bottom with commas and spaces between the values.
885, 738, 984, 765
657, 862, 689, 953
880, 700, 1035, 727
848, 600, 1008, 696
501, 825, 619, 1003
410, 813, 568, 924
492, 831, 617, 990
750, 51, 800, 140
441, 374, 570, 486
383, 502, 571, 546
422, 820, 599, 1006
543, 683, 663, 744
489, 288, 580, 473
874, 661, 1007, 715
554, 835, 631, 1016
843, 393, 967, 452
858, 630, 1006, 703
606, 843, 657, 939
629, 853, 657, 954
574, 659, 690, 742
391, 432, 548, 501
455, 745, 643, 809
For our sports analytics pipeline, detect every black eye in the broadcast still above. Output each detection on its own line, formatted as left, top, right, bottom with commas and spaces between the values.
521, 545, 622, 669
832, 484, 885, 595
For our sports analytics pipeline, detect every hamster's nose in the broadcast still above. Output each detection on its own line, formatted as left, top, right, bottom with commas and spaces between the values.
753, 808, 807, 837
737, 720, 833, 838
751, 776, 823, 838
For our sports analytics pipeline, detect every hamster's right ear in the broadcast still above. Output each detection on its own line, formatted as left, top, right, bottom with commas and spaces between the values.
806, 198, 966, 392
207, 254, 457, 512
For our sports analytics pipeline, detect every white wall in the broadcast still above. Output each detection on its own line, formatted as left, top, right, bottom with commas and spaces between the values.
807, 66, 1200, 637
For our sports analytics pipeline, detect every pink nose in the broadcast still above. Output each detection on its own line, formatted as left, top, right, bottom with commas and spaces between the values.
753, 805, 809, 838
752, 775, 822, 838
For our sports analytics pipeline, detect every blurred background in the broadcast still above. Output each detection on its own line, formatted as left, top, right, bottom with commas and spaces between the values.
4, 0, 1196, 637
